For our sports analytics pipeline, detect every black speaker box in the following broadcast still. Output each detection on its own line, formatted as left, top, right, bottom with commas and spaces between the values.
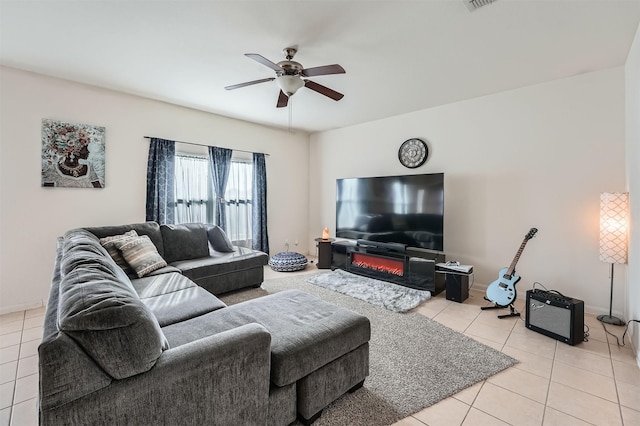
444, 273, 469, 303
525, 289, 584, 346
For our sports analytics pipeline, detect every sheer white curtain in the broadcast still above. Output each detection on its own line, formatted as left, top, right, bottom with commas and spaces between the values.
174, 155, 212, 224
174, 154, 253, 247
224, 161, 253, 247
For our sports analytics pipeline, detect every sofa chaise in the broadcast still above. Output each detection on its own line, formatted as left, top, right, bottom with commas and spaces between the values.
38, 222, 371, 425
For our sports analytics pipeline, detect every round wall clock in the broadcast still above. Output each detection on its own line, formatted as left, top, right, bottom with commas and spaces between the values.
398, 138, 428, 168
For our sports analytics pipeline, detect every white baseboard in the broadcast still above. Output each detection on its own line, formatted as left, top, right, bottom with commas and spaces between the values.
0, 300, 44, 316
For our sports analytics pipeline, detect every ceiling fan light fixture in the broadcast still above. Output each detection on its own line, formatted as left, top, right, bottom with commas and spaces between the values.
276, 75, 304, 96
227, 48, 345, 107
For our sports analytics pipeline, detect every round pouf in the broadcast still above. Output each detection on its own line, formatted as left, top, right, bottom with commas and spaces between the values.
269, 251, 308, 272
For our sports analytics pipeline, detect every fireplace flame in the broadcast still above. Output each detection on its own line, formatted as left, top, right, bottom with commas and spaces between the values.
351, 261, 403, 276
350, 252, 404, 276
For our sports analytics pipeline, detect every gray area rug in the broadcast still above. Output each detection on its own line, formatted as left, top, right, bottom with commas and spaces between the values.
220, 273, 518, 426
306, 269, 431, 312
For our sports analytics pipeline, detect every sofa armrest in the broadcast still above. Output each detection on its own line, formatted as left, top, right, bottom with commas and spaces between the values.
41, 323, 272, 426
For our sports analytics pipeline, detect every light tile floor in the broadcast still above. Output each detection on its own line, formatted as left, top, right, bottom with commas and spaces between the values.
2, 266, 638, 426
1, 306, 45, 426
398, 288, 640, 426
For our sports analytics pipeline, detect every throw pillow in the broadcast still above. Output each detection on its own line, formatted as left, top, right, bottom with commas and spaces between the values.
207, 225, 234, 253
100, 230, 138, 274
160, 223, 210, 263
114, 235, 167, 278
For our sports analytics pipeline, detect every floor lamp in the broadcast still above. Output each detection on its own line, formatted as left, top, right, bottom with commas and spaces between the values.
598, 192, 628, 326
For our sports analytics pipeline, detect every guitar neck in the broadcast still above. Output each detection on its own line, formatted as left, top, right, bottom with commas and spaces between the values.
505, 240, 529, 277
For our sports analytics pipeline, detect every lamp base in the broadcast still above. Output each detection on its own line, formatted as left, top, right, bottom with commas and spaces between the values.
597, 314, 625, 326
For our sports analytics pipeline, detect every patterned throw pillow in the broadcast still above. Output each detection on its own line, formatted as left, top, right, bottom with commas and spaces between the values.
100, 230, 138, 274
114, 235, 167, 278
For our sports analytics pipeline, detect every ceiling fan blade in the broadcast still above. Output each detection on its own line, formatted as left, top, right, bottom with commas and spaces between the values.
224, 77, 275, 90
304, 80, 344, 101
245, 53, 283, 72
277, 90, 289, 108
301, 64, 345, 77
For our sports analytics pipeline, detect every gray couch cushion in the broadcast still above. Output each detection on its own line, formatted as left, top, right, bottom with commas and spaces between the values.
41, 324, 272, 426
162, 289, 371, 386
206, 225, 234, 252
58, 230, 168, 380
143, 286, 227, 327
39, 239, 114, 411
132, 273, 227, 326
132, 271, 197, 298
84, 222, 165, 258
60, 229, 131, 285
160, 223, 210, 263
172, 246, 268, 282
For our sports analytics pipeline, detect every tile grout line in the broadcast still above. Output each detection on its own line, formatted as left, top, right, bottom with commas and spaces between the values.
539, 340, 558, 426
8, 311, 26, 426
471, 403, 517, 426
551, 338, 632, 425
463, 380, 487, 425
605, 325, 627, 425
456, 401, 473, 426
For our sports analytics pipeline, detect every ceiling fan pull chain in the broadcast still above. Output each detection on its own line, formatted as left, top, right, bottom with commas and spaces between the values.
288, 97, 293, 132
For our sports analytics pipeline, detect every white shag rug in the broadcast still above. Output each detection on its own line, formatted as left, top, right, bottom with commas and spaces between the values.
305, 269, 431, 313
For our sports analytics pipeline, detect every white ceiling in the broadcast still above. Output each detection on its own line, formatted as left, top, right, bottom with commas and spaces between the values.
2, 0, 640, 133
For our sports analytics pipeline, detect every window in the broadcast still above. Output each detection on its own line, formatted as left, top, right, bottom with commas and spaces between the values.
174, 155, 212, 224
224, 160, 253, 247
174, 154, 253, 247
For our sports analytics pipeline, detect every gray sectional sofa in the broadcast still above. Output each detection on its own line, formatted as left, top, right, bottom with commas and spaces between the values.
39, 222, 371, 425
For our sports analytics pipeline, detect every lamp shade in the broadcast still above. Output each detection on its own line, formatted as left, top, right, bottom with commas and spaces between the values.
599, 192, 628, 264
275, 75, 304, 96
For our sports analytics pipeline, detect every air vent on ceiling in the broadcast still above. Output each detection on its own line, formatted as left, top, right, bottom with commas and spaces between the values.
464, 0, 497, 12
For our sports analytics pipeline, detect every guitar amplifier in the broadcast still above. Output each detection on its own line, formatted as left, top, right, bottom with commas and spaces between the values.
525, 289, 584, 346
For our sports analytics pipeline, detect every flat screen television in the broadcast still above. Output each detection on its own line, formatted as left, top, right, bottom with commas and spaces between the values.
335, 173, 444, 252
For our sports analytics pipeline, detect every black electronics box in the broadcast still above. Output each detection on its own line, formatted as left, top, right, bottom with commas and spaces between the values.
330, 240, 355, 270
525, 289, 584, 345
444, 273, 469, 303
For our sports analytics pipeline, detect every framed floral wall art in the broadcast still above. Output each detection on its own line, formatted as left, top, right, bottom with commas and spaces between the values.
41, 119, 105, 188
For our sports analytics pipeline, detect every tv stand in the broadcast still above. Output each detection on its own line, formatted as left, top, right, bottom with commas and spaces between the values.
331, 240, 446, 294
355, 239, 407, 253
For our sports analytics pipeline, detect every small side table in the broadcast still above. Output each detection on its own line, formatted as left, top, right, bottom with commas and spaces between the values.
314, 238, 335, 269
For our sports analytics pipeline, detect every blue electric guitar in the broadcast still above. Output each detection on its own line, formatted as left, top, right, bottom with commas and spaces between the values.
485, 228, 538, 307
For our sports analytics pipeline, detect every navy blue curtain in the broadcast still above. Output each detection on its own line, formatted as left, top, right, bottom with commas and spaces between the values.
146, 138, 175, 224
252, 153, 269, 254
208, 146, 233, 231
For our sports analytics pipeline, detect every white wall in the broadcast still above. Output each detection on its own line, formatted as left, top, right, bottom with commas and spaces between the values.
0, 66, 310, 314
1, 63, 631, 322
625, 23, 640, 363
310, 67, 627, 316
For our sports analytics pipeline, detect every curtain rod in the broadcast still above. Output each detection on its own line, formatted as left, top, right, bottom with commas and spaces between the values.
143, 136, 269, 156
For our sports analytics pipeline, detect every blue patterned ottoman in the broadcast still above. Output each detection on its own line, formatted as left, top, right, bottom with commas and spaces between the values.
269, 251, 308, 272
